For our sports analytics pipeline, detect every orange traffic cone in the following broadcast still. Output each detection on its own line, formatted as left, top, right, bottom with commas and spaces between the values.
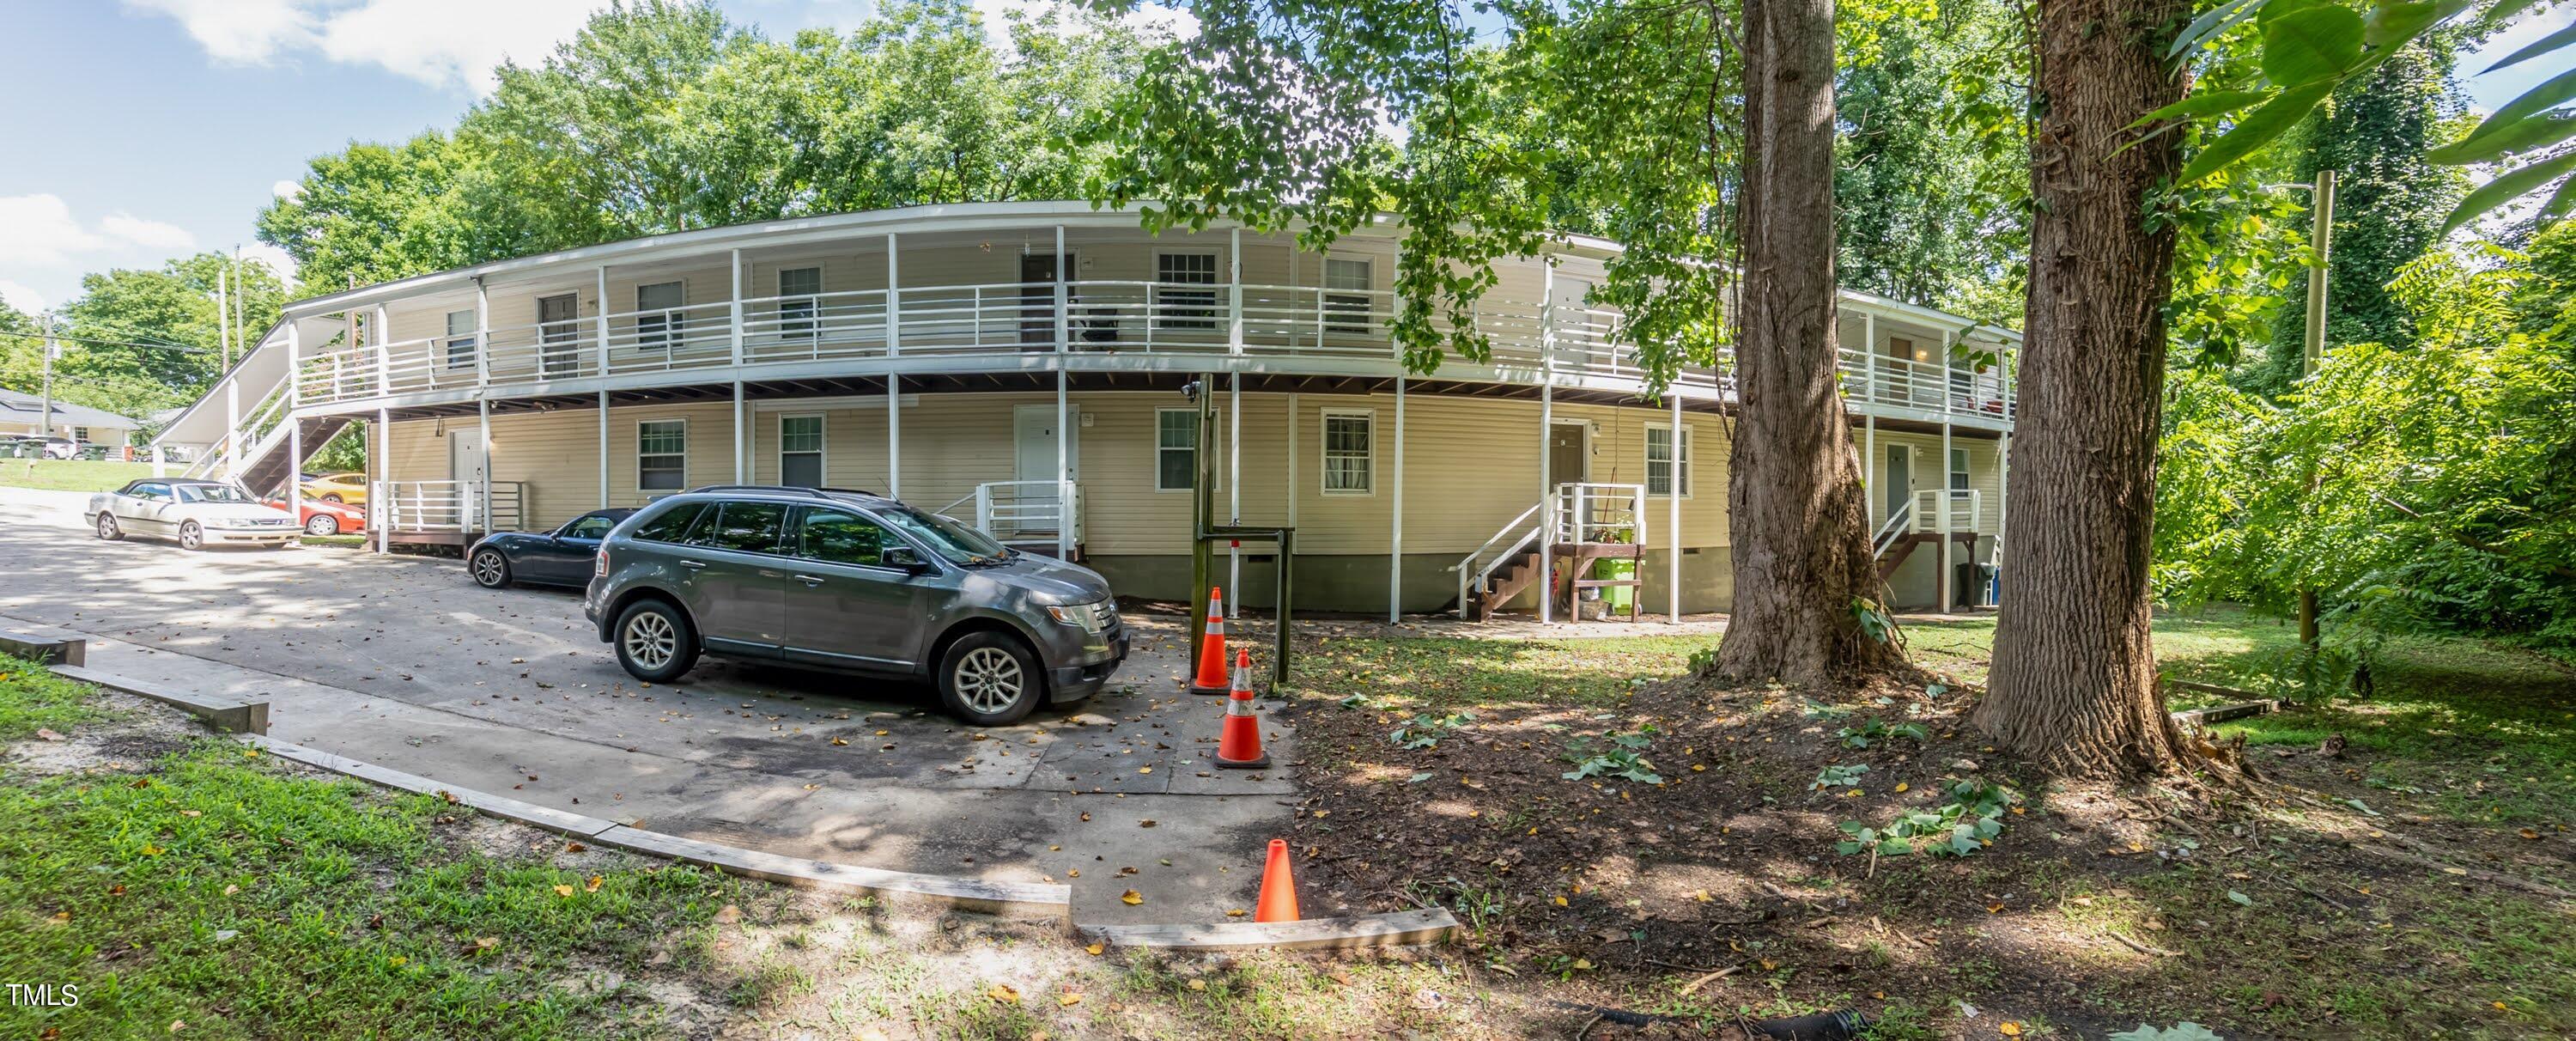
1188, 586, 1230, 696
1255, 838, 1300, 922
1215, 648, 1269, 770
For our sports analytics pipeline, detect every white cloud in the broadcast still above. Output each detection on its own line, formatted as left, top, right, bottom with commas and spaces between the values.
100, 213, 198, 253
0, 195, 108, 268
272, 180, 304, 201
0, 280, 48, 314
126, 0, 609, 94
240, 243, 301, 282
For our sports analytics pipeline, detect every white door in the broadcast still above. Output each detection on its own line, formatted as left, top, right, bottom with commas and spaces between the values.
1012, 405, 1075, 536
450, 429, 487, 529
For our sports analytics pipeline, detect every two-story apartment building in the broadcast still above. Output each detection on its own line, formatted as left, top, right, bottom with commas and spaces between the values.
152, 202, 2014, 619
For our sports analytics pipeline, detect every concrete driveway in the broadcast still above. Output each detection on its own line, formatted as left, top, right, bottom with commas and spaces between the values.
0, 486, 1303, 922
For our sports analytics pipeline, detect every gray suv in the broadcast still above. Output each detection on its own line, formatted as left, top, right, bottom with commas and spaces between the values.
584, 486, 1128, 725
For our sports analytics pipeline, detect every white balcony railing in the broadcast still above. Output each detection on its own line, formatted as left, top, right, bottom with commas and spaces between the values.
935, 480, 1081, 546
288, 277, 2016, 426
372, 480, 526, 533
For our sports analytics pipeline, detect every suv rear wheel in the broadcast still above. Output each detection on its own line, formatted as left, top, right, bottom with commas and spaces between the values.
614, 599, 700, 683
936, 630, 1042, 726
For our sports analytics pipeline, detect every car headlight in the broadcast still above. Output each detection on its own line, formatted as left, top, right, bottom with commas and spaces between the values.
1045, 600, 1114, 634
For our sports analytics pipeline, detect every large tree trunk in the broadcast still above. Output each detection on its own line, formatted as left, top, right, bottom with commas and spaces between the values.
1971, 0, 2190, 777
1714, 0, 1900, 686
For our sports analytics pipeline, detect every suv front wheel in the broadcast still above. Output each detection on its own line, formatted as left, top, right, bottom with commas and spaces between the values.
936, 630, 1043, 726
613, 599, 701, 684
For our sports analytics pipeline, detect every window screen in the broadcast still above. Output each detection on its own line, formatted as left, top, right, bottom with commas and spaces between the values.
638, 420, 687, 491
1322, 412, 1371, 493
445, 309, 477, 370
1156, 409, 1196, 492
636, 282, 683, 350
779, 267, 821, 338
780, 416, 823, 487
1324, 258, 1371, 334
1157, 253, 1218, 329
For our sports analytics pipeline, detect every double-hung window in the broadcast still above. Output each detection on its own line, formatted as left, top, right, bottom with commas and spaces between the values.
638, 419, 687, 492
778, 267, 821, 340
444, 309, 477, 370
1949, 447, 1971, 498
1156, 409, 1197, 492
1157, 253, 1218, 329
779, 415, 824, 487
1646, 425, 1692, 497
635, 281, 684, 350
1321, 411, 1372, 495
1323, 258, 1373, 334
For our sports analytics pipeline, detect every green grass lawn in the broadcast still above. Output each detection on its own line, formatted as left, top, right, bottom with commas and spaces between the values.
0, 458, 159, 492
0, 655, 760, 1040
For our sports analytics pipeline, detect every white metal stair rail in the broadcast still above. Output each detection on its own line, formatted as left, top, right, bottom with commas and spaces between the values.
1451, 500, 1547, 618
933, 480, 1081, 545
1449, 483, 1648, 619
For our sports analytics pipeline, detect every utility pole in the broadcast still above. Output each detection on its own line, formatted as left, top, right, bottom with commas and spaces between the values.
38, 312, 58, 442
2298, 168, 2337, 648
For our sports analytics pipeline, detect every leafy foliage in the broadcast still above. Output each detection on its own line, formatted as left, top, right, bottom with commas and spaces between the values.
1388, 710, 1475, 750
1835, 718, 1929, 748
1561, 728, 1662, 784
1810, 763, 1870, 792
259, 0, 1162, 290
2158, 228, 2576, 648
1836, 778, 2019, 857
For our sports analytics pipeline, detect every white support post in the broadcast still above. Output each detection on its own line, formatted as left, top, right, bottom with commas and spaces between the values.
1862, 311, 1877, 405
474, 279, 491, 386
887, 373, 902, 500
732, 380, 746, 484
288, 324, 304, 526
1864, 416, 1877, 523
595, 266, 611, 376
1668, 392, 1681, 623
730, 249, 745, 368
477, 397, 493, 533
152, 444, 166, 478
1940, 417, 1954, 612
1389, 374, 1406, 623
597, 391, 610, 508
884, 233, 901, 357
224, 374, 240, 480
1539, 385, 1554, 625
373, 408, 389, 554
374, 304, 391, 397
1228, 372, 1241, 617
1054, 226, 1069, 356
1055, 368, 1071, 559
1228, 227, 1244, 356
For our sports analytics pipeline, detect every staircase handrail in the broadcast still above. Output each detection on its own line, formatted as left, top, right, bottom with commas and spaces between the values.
1871, 496, 1915, 557
1451, 499, 1546, 618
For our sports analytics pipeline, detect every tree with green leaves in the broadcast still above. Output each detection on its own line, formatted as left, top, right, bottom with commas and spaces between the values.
259, 0, 1161, 289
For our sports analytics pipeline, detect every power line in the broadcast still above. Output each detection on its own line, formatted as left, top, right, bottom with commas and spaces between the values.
0, 330, 220, 355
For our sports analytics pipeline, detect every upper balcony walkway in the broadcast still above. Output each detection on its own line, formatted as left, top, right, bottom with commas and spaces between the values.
159, 203, 2017, 457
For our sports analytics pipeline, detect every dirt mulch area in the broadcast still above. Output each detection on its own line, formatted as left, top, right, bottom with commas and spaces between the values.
1267, 658, 2576, 1040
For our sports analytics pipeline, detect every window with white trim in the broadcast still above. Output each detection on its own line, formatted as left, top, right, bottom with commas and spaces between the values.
638, 419, 687, 491
1646, 425, 1692, 497
635, 281, 683, 350
1949, 447, 1971, 498
1323, 258, 1372, 334
1157, 252, 1218, 329
1321, 411, 1373, 494
1155, 409, 1197, 492
779, 267, 821, 339
779, 415, 824, 487
444, 309, 477, 370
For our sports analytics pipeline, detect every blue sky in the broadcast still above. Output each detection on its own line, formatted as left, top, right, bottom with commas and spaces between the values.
0, 0, 2566, 315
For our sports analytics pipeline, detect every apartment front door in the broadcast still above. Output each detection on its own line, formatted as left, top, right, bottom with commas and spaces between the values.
1548, 422, 1588, 490
1012, 404, 1076, 537
538, 293, 581, 376
449, 429, 488, 530
1884, 444, 1911, 522
1019, 252, 1072, 349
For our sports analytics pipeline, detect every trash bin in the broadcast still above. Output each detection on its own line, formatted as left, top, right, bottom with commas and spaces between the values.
1982, 564, 2002, 606
1594, 557, 1637, 614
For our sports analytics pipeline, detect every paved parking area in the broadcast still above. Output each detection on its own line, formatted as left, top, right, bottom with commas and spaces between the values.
0, 487, 1304, 922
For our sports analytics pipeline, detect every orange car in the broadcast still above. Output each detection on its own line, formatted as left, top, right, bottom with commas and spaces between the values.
266, 495, 368, 537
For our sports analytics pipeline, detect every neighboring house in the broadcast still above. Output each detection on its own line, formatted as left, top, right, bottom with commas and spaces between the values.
0, 388, 141, 448
152, 202, 2013, 617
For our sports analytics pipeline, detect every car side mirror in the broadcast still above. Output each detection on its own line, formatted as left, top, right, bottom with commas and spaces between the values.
883, 545, 930, 573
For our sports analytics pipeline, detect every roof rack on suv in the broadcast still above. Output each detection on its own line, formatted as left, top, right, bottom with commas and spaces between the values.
682, 484, 884, 499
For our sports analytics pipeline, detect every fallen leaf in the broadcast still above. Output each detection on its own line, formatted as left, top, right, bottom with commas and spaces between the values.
34, 727, 64, 741
584, 875, 604, 893
986, 983, 1020, 1003
714, 904, 742, 923
1121, 889, 1145, 905
1059, 992, 1082, 1008
1999, 1023, 2021, 1038
553, 884, 575, 898
1226, 909, 1247, 917
1085, 942, 1105, 956
1187, 978, 1206, 991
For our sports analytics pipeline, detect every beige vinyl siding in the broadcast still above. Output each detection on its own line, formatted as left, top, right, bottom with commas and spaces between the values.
379, 389, 1742, 551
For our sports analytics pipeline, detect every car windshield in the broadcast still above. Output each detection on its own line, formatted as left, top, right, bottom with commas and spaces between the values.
875, 503, 1011, 566
176, 484, 253, 504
